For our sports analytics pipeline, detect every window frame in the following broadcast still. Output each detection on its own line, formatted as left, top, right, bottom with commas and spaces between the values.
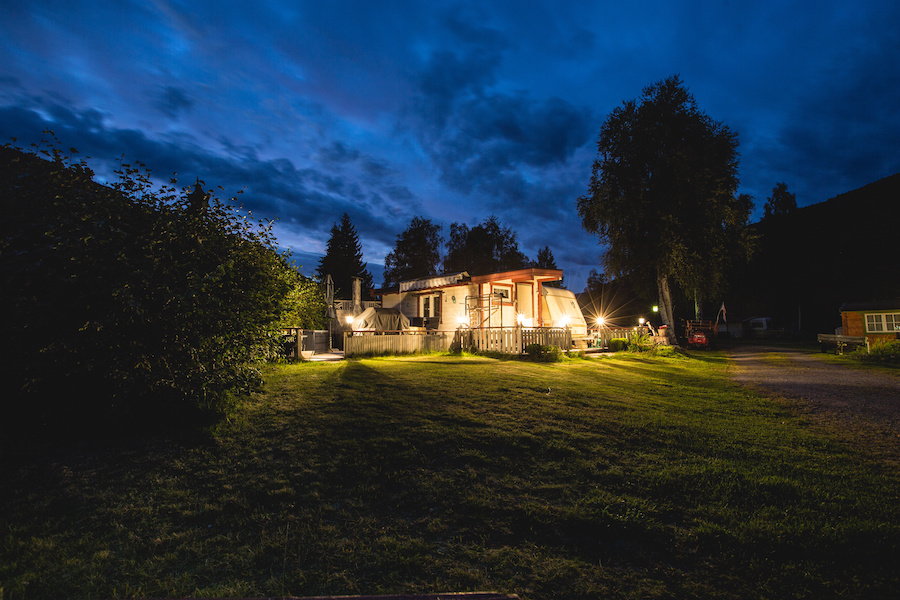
865, 312, 900, 333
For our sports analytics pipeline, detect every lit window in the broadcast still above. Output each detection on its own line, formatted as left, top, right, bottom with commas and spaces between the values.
867, 314, 883, 332
865, 313, 900, 332
886, 313, 900, 331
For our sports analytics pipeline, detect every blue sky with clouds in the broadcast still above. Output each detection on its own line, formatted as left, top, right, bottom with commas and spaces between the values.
2, 0, 898, 291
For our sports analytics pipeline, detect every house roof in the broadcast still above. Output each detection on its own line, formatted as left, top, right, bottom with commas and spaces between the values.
840, 300, 900, 312
469, 268, 563, 285
373, 268, 564, 297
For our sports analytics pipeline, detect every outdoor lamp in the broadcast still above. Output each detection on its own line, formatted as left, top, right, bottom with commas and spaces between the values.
652, 305, 659, 313
596, 316, 605, 326
345, 316, 354, 325
639, 317, 646, 325
456, 315, 468, 327
559, 316, 571, 328
516, 313, 525, 325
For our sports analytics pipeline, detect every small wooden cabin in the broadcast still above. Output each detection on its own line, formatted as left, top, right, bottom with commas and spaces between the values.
839, 301, 900, 345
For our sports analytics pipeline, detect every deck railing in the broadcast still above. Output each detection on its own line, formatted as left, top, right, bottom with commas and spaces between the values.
344, 327, 572, 358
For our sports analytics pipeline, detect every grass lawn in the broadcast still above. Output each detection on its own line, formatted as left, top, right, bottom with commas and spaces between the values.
2, 351, 898, 599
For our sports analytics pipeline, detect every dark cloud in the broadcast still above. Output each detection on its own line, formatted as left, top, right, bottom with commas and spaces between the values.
0, 101, 411, 266
155, 85, 194, 119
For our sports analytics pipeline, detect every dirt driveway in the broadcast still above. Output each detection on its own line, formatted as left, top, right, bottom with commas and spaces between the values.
726, 345, 900, 434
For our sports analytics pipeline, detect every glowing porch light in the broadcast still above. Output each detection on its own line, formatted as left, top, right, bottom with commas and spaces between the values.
516, 313, 525, 325
345, 315, 354, 325
557, 315, 571, 328
639, 317, 646, 325
456, 315, 468, 327
596, 316, 605, 326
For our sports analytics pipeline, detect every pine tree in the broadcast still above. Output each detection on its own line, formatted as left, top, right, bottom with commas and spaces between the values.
534, 245, 565, 288
316, 213, 373, 299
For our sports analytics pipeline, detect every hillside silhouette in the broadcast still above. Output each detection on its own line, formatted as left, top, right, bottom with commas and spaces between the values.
728, 173, 900, 335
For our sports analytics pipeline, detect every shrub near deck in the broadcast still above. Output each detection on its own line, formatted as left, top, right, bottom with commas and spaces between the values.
1, 352, 897, 599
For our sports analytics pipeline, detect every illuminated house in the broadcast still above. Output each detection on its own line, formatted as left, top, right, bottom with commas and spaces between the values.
839, 301, 900, 346
374, 268, 587, 336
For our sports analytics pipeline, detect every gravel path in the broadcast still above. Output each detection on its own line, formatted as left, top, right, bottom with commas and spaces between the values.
727, 345, 900, 433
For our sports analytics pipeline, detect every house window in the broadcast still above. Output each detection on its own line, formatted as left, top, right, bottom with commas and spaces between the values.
887, 314, 900, 331
492, 285, 512, 303
865, 313, 900, 333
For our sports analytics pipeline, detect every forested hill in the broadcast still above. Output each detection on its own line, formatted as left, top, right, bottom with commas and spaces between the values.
728, 172, 900, 335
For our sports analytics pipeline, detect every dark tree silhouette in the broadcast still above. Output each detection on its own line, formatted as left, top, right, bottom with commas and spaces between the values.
578, 75, 750, 342
316, 213, 373, 299
763, 182, 797, 219
442, 215, 529, 276
383, 216, 443, 287
534, 245, 565, 288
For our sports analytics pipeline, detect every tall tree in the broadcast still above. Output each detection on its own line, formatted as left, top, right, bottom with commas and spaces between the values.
442, 215, 529, 276
763, 182, 797, 219
316, 213, 373, 299
577, 75, 748, 343
382, 216, 443, 287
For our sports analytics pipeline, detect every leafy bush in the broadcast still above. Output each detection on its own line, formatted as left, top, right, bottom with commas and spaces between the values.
856, 340, 900, 364
628, 333, 656, 352
608, 338, 629, 352
0, 139, 296, 436
279, 271, 329, 330
525, 343, 563, 362
653, 344, 682, 358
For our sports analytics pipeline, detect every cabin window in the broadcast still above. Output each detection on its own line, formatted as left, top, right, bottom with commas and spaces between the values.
492, 285, 512, 303
865, 313, 900, 332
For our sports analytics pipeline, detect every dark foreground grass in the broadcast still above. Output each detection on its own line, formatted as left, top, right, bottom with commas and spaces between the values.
2, 352, 898, 599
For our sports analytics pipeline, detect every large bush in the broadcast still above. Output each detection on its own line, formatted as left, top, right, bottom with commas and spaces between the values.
524, 343, 562, 362
856, 339, 900, 364
608, 338, 629, 352
0, 141, 294, 435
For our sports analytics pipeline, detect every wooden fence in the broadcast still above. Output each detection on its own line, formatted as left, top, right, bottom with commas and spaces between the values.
343, 327, 572, 358
282, 328, 330, 359
344, 330, 457, 357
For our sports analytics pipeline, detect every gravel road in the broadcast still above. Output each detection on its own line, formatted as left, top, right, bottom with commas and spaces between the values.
726, 345, 900, 433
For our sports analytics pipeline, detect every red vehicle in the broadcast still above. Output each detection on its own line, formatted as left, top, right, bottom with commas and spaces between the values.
689, 330, 709, 348
685, 320, 716, 349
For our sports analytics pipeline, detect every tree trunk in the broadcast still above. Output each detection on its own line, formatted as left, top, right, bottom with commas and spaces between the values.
657, 268, 678, 346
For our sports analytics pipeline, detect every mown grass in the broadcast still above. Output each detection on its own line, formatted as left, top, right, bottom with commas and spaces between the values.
2, 351, 898, 599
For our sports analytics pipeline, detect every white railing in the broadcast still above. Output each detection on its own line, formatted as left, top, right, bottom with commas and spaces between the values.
344, 327, 572, 358
344, 330, 457, 357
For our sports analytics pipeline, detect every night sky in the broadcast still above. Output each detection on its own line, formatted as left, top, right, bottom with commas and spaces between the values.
2, 1, 898, 291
